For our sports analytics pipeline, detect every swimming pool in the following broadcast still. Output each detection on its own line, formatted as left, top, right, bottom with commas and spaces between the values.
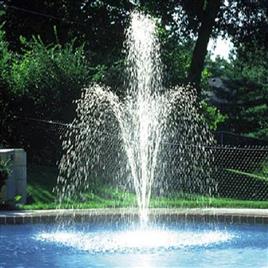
0, 220, 267, 268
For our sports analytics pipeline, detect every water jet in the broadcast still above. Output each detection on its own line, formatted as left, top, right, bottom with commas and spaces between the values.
1, 11, 267, 268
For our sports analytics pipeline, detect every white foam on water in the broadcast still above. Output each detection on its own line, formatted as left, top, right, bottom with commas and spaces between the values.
35, 228, 235, 253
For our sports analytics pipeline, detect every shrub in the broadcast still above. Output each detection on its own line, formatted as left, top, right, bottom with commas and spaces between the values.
8, 36, 91, 121
200, 100, 227, 131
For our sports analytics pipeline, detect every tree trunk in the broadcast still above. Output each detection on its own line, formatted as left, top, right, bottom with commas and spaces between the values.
187, 0, 221, 92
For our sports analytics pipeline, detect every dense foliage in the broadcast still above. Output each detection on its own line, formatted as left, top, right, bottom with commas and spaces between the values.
206, 45, 268, 139
0, 25, 93, 149
8, 37, 91, 120
0, 0, 267, 149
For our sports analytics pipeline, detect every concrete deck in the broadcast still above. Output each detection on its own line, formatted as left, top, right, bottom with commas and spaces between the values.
0, 208, 267, 224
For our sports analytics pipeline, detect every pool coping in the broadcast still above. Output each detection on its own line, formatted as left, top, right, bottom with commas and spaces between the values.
0, 208, 267, 224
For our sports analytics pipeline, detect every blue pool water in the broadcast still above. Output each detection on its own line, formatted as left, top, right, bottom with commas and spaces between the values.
0, 221, 267, 268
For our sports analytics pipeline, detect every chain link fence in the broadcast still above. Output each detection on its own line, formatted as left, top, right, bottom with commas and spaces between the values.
4, 117, 268, 202
211, 146, 268, 200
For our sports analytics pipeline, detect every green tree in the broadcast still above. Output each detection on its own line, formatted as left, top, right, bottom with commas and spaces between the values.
2, 0, 268, 91
206, 46, 268, 139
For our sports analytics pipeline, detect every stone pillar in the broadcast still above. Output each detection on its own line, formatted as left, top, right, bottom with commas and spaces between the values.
0, 149, 27, 204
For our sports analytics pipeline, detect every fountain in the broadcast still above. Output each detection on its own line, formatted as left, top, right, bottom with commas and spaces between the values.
1, 11, 267, 268
56, 11, 215, 224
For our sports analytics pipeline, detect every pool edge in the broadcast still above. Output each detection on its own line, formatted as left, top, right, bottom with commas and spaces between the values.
0, 208, 267, 224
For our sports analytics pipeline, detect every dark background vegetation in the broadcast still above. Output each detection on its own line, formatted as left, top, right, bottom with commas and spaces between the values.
0, 0, 267, 149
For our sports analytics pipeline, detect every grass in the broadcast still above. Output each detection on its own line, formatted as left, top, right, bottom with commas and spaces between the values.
22, 189, 268, 210
226, 168, 268, 182
21, 164, 268, 210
